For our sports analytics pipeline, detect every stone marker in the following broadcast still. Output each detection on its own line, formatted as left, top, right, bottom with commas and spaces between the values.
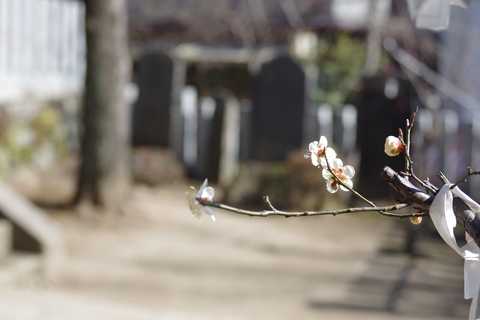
132, 53, 173, 147
251, 55, 305, 161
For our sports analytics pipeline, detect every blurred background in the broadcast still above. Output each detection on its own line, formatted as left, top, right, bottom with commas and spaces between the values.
0, 0, 477, 319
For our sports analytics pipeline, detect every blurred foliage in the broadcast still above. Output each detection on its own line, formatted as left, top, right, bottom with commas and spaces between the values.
263, 162, 286, 197
314, 33, 366, 107
0, 106, 69, 176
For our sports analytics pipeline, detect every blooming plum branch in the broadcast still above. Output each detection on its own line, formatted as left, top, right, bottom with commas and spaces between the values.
186, 108, 458, 225
187, 107, 480, 231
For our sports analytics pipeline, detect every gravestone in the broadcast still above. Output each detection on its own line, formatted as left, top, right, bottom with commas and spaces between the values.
197, 97, 218, 180
197, 95, 224, 183
132, 53, 173, 147
197, 91, 242, 185
250, 55, 305, 161
239, 99, 253, 160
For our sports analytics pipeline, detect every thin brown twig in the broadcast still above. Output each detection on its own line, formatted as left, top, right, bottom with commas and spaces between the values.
197, 197, 421, 218
403, 107, 437, 194
449, 167, 480, 190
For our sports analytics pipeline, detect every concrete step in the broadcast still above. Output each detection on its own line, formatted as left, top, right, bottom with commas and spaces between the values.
0, 219, 13, 260
0, 182, 65, 278
0, 252, 41, 285
0, 218, 42, 286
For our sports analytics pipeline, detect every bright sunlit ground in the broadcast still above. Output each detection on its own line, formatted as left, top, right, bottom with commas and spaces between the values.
0, 178, 470, 319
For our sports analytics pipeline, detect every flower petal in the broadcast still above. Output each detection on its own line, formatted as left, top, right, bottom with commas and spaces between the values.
340, 178, 353, 191
322, 168, 332, 180
201, 178, 209, 190
309, 141, 318, 153
201, 186, 215, 201
324, 147, 337, 160
319, 136, 328, 146
343, 165, 355, 179
205, 207, 216, 221
197, 178, 209, 198
331, 158, 343, 169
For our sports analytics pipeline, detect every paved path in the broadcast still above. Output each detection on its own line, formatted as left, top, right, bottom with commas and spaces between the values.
0, 183, 470, 319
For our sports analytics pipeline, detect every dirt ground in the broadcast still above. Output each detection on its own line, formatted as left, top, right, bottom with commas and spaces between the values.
0, 181, 472, 320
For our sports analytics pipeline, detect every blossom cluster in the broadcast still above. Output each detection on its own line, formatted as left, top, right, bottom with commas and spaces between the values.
186, 134, 408, 221
305, 136, 355, 194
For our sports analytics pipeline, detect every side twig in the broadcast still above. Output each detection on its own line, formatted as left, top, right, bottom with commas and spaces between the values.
324, 152, 377, 207
450, 167, 480, 190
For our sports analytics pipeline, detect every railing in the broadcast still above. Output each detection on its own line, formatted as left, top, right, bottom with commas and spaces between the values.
0, 0, 85, 102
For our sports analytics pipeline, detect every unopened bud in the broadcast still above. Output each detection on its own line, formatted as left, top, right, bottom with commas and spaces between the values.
410, 216, 422, 225
384, 136, 404, 157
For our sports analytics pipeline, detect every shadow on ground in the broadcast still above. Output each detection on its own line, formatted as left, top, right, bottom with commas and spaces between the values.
309, 223, 468, 319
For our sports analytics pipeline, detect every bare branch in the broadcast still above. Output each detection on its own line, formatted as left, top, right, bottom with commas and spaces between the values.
197, 197, 418, 218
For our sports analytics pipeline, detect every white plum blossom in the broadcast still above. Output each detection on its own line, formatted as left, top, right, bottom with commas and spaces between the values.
384, 136, 404, 157
322, 158, 355, 193
304, 136, 337, 167
186, 179, 216, 221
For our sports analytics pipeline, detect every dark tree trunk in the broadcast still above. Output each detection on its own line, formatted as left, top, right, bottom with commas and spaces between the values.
74, 0, 131, 212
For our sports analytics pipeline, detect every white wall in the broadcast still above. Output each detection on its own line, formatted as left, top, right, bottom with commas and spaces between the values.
0, 0, 85, 104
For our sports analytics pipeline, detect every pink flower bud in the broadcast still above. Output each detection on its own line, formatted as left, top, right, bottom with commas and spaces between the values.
384, 136, 404, 157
